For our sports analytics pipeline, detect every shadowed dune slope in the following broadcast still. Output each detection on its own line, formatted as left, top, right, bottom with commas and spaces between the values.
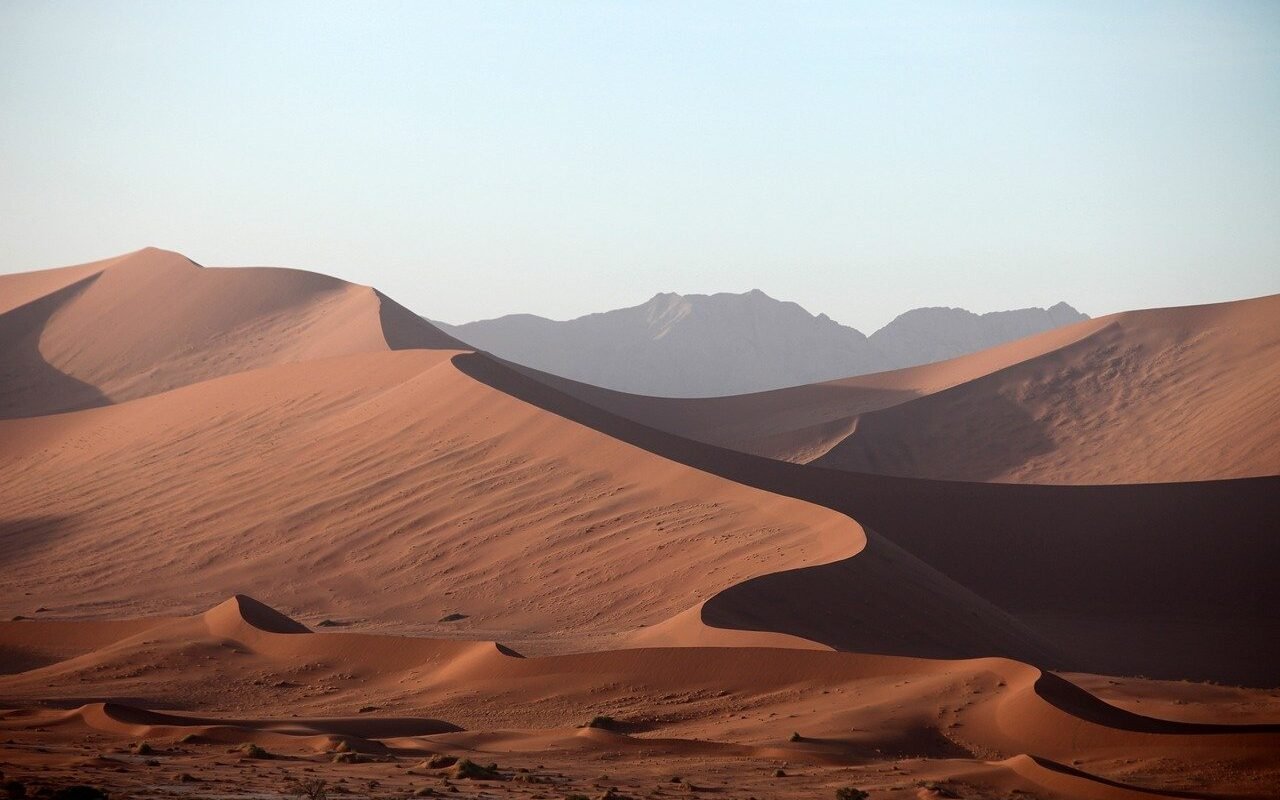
452, 353, 1280, 685
514, 314, 1112, 462
0, 348, 1054, 663
0, 247, 463, 418
526, 295, 1280, 484
814, 294, 1280, 483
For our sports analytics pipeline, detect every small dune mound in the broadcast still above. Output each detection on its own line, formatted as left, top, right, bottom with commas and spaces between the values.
203, 595, 309, 637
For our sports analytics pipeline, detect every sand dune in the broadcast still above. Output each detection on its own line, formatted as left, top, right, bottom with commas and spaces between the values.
815, 295, 1280, 483
455, 352, 1280, 685
0, 346, 1057, 664
1, 597, 1276, 798
0, 247, 461, 418
518, 314, 1112, 461
532, 295, 1280, 484
2, 251, 1276, 797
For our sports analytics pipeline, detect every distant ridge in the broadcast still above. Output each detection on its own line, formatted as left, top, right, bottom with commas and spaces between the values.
436, 291, 1088, 397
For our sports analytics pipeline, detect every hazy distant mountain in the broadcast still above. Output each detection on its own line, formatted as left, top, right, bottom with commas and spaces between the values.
867, 302, 1092, 370
435, 291, 1088, 396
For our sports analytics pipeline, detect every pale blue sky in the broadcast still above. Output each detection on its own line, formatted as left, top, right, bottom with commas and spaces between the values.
2, 1, 1277, 330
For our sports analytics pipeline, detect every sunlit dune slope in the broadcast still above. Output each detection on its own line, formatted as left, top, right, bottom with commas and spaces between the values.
2, 597, 1277, 799
815, 294, 1280, 483
0, 247, 462, 418
454, 354, 1280, 685
0, 348, 1052, 662
532, 295, 1280, 484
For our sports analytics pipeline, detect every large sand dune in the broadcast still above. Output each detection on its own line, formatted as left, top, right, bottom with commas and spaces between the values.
518, 315, 1112, 462
0, 346, 1056, 664
1, 250, 1276, 797
815, 295, 1280, 483
456, 352, 1280, 686
0, 248, 461, 418
535, 295, 1280, 483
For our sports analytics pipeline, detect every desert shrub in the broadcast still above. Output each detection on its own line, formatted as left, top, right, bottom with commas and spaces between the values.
237, 742, 272, 759
449, 758, 498, 780
290, 778, 328, 800
834, 789, 869, 800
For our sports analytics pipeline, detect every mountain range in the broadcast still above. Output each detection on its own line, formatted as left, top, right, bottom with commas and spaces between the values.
436, 291, 1089, 396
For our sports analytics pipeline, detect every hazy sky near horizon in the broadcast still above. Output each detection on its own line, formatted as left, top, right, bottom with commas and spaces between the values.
2, 1, 1278, 331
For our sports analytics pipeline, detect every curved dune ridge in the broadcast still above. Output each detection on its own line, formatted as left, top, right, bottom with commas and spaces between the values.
518, 314, 1112, 462
0, 247, 463, 418
814, 295, 1280, 483
0, 344, 1055, 663
532, 295, 1280, 483
450, 351, 1280, 686
1, 250, 1276, 682
2, 597, 1278, 799
1, 250, 1278, 796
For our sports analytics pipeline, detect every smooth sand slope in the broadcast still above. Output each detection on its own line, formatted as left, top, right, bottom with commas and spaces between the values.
0, 345, 1056, 663
456, 353, 1280, 686
2, 251, 1277, 797
2, 597, 1277, 799
815, 294, 1280, 483
540, 296, 1280, 483
0, 247, 461, 418
2, 251, 1276, 683
519, 316, 1114, 462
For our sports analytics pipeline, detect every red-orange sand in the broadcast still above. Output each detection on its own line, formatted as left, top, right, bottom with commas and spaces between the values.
1, 250, 1277, 799
546, 296, 1280, 484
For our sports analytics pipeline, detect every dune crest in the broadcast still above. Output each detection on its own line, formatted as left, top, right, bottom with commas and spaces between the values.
1, 251, 1276, 797
532, 295, 1280, 484
0, 247, 465, 418
3, 605, 1278, 798
203, 594, 311, 637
